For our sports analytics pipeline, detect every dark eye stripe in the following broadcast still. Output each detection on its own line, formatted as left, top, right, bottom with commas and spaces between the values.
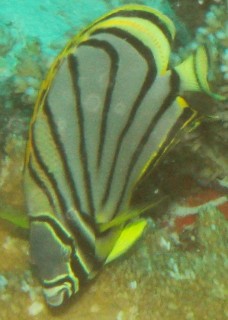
31, 215, 89, 283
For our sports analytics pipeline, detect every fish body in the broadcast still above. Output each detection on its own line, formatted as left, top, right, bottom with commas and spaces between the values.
24, 4, 218, 306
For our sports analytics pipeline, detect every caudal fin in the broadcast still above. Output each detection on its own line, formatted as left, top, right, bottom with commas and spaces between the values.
174, 46, 226, 101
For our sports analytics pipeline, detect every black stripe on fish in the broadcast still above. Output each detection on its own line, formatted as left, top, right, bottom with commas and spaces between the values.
30, 215, 89, 283
44, 99, 84, 215
43, 100, 95, 238
30, 121, 98, 269
101, 10, 173, 45
67, 55, 95, 216
90, 27, 157, 208
133, 70, 182, 179
78, 38, 119, 168
112, 70, 181, 215
193, 47, 209, 93
114, 72, 196, 216
43, 275, 75, 291
131, 71, 197, 190
81, 8, 173, 46
27, 155, 57, 213
30, 129, 67, 215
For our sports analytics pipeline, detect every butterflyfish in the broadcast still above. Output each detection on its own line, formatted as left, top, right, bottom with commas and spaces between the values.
23, 4, 223, 307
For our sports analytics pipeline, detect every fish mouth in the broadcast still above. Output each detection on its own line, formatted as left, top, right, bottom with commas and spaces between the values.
43, 282, 73, 307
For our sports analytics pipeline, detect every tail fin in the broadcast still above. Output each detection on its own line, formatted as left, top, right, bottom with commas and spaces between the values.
174, 46, 226, 101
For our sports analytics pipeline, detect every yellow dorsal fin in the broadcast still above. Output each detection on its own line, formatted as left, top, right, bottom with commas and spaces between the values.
76, 4, 175, 75
85, 4, 176, 41
105, 218, 148, 264
174, 46, 226, 101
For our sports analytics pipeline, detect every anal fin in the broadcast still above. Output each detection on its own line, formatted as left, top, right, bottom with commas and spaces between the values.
105, 218, 148, 264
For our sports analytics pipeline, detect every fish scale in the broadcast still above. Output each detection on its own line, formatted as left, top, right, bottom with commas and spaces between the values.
23, 4, 224, 307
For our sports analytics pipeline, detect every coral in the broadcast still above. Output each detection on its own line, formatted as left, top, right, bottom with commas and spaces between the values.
0, 206, 227, 319
0, 22, 16, 56
172, 2, 228, 90
0, 26, 49, 152
0, 133, 26, 230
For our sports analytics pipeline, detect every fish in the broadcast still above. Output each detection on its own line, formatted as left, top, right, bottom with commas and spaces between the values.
23, 4, 223, 307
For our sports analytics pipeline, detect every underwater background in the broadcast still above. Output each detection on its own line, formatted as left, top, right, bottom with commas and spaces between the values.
0, 0, 228, 319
